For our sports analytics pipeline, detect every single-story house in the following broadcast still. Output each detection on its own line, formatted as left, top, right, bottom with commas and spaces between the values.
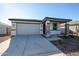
0, 23, 6, 35
9, 17, 72, 37
0, 21, 11, 36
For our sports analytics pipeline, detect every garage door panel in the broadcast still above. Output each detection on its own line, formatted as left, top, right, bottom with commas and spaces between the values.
17, 24, 40, 35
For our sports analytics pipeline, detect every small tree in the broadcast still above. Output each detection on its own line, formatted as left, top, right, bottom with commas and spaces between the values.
7, 26, 12, 35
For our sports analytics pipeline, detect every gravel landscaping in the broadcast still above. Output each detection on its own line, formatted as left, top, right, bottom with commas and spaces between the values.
50, 35, 79, 56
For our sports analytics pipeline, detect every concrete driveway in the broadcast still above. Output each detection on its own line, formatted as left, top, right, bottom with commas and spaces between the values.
2, 35, 65, 56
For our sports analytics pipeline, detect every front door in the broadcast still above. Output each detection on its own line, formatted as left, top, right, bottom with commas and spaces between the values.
43, 23, 45, 34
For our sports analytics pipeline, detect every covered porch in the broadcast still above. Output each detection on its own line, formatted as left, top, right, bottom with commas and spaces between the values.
42, 17, 72, 37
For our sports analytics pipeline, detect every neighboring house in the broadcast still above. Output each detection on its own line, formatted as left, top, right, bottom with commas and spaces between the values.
69, 21, 79, 36
0, 22, 7, 35
9, 17, 72, 37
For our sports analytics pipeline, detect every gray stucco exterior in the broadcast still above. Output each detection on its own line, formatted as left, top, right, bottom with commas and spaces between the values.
42, 17, 72, 37
9, 17, 72, 37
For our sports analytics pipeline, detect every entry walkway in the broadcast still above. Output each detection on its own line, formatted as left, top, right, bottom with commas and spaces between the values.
2, 35, 65, 56
46, 35, 62, 41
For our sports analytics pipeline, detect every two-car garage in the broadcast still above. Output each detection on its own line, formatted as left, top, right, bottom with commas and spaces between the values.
10, 19, 42, 35
16, 23, 40, 35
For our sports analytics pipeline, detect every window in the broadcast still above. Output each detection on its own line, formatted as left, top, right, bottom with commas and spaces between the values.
13, 24, 15, 27
53, 23, 57, 30
12, 23, 16, 29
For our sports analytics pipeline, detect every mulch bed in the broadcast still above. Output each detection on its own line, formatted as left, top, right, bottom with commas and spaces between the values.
50, 35, 79, 56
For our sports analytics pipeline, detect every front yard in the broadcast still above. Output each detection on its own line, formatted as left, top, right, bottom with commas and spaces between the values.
50, 35, 79, 56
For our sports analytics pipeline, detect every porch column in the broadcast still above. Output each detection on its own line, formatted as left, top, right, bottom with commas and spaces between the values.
65, 23, 69, 36
76, 24, 78, 36
45, 20, 51, 37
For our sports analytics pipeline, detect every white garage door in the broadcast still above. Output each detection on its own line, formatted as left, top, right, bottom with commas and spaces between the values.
16, 23, 40, 35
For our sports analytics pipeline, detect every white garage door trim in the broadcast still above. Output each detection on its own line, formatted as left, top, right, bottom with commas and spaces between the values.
16, 23, 40, 35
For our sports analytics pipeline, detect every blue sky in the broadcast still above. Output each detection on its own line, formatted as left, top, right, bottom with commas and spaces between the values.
0, 3, 79, 25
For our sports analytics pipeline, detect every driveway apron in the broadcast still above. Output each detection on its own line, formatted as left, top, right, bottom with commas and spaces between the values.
2, 35, 65, 56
